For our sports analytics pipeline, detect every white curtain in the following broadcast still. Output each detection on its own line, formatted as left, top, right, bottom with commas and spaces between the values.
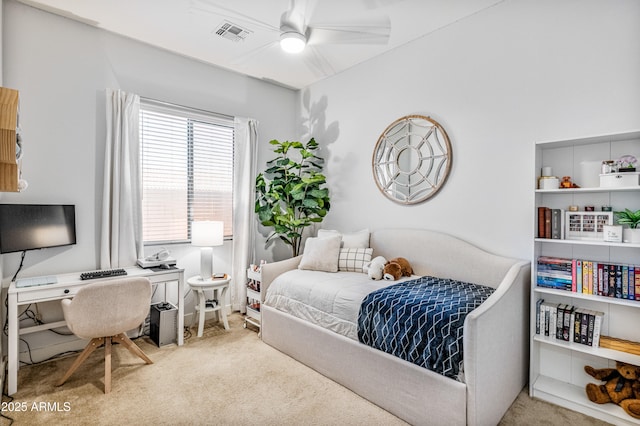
231, 117, 258, 311
100, 89, 143, 269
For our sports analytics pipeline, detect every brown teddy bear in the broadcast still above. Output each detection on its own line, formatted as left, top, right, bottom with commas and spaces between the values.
383, 257, 413, 281
584, 361, 640, 419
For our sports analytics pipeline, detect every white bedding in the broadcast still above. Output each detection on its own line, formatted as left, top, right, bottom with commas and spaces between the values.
264, 269, 415, 340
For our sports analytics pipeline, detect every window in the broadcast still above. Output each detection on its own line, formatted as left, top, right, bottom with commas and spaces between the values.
140, 99, 233, 244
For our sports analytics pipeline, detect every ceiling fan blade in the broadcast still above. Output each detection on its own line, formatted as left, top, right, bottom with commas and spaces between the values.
308, 18, 391, 45
189, 0, 280, 33
302, 46, 335, 78
230, 41, 280, 67
361, 0, 407, 9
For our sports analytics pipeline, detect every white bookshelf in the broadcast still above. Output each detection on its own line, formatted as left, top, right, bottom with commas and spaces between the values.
530, 129, 640, 425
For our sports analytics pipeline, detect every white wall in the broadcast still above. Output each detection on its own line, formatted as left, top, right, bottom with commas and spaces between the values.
1, 0, 296, 358
1, 0, 295, 277
295, 0, 640, 260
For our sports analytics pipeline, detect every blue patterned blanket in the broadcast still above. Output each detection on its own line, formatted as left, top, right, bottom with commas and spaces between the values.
357, 276, 495, 379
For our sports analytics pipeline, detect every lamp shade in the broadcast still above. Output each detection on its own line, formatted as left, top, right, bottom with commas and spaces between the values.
191, 221, 224, 247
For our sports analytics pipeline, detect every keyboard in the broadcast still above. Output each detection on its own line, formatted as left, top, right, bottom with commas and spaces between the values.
80, 268, 127, 280
16, 275, 58, 288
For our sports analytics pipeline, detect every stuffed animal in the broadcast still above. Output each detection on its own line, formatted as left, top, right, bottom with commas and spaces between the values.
560, 176, 580, 188
383, 257, 413, 281
363, 256, 387, 280
584, 361, 640, 419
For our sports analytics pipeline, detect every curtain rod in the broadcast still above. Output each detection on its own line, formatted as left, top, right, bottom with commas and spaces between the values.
140, 96, 234, 121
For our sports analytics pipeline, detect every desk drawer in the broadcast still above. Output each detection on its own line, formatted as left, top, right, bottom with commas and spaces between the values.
17, 285, 81, 303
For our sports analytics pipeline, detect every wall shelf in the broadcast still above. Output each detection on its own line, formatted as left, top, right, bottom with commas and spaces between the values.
532, 375, 638, 426
535, 238, 640, 248
0, 87, 19, 192
536, 186, 640, 194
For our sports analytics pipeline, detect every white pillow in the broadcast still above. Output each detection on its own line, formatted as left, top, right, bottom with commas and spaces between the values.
338, 248, 373, 273
298, 235, 341, 272
317, 228, 370, 248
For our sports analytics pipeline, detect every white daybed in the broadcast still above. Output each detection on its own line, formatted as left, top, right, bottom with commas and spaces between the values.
260, 228, 530, 426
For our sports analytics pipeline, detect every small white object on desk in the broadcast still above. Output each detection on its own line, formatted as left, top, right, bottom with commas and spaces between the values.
15, 275, 58, 288
187, 275, 231, 337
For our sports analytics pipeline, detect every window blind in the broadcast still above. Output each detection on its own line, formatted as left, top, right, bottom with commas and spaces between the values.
140, 100, 234, 244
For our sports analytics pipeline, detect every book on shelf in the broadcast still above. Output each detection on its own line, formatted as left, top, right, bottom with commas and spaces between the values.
535, 301, 604, 347
535, 299, 544, 335
538, 207, 550, 238
551, 208, 564, 239
537, 207, 565, 239
536, 256, 640, 301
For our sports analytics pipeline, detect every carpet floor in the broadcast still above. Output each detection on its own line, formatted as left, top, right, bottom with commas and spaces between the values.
2, 313, 612, 425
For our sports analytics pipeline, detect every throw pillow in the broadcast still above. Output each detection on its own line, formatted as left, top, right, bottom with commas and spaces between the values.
298, 235, 341, 272
317, 228, 370, 248
338, 248, 373, 273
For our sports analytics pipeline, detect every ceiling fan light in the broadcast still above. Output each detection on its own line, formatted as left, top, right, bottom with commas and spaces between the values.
280, 31, 306, 53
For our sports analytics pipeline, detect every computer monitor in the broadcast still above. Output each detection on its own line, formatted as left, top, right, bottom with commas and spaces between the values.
0, 204, 77, 254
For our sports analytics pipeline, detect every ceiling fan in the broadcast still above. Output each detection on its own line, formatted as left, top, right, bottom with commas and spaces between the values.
190, 0, 391, 77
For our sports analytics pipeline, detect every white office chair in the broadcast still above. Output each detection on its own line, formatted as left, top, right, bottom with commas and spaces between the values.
56, 277, 153, 394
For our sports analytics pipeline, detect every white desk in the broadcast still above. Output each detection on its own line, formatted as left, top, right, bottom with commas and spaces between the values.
7, 266, 184, 395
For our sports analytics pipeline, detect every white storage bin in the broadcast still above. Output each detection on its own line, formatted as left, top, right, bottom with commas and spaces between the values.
599, 172, 640, 188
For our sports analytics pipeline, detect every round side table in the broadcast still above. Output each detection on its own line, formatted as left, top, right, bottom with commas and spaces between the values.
187, 276, 231, 337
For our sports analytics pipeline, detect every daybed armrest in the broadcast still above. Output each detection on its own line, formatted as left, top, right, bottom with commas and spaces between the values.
463, 260, 530, 426
259, 255, 302, 302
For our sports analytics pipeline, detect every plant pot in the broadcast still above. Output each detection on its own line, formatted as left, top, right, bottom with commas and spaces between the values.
622, 228, 640, 244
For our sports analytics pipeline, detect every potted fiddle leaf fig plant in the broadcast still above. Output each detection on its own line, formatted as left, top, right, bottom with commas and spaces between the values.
614, 208, 640, 243
255, 138, 330, 257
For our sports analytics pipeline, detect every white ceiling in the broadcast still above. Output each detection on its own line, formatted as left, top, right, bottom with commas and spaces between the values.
17, 0, 505, 90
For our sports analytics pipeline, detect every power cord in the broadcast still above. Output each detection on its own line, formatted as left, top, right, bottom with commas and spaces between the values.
10, 251, 26, 283
1, 392, 15, 425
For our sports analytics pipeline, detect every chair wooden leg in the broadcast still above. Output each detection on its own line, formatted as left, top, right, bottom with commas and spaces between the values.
113, 333, 153, 365
56, 337, 104, 387
104, 337, 112, 394
57, 334, 151, 394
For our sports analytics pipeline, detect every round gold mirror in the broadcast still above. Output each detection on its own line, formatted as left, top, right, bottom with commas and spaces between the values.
372, 115, 452, 205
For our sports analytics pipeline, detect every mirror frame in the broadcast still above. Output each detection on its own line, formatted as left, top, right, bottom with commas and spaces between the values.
372, 115, 452, 205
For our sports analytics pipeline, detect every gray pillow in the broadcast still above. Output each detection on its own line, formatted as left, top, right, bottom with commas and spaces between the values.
298, 235, 341, 272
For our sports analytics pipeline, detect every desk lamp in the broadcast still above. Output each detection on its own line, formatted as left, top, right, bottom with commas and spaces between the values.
191, 221, 224, 280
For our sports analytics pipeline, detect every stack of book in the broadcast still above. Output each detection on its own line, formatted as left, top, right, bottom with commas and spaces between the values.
537, 257, 572, 290
537, 207, 564, 239
537, 256, 640, 300
535, 300, 604, 347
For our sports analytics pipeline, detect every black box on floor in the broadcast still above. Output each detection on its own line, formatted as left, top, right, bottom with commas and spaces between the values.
150, 302, 177, 347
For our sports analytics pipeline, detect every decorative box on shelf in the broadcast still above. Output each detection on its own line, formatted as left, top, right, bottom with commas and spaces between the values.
565, 211, 613, 241
599, 172, 640, 188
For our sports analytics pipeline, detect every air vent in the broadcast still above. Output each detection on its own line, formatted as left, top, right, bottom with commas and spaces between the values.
214, 21, 252, 42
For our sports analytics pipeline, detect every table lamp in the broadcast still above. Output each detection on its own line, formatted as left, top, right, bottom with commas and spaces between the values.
191, 221, 224, 279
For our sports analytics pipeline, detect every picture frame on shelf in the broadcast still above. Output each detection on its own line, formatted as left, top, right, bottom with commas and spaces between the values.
603, 225, 623, 243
